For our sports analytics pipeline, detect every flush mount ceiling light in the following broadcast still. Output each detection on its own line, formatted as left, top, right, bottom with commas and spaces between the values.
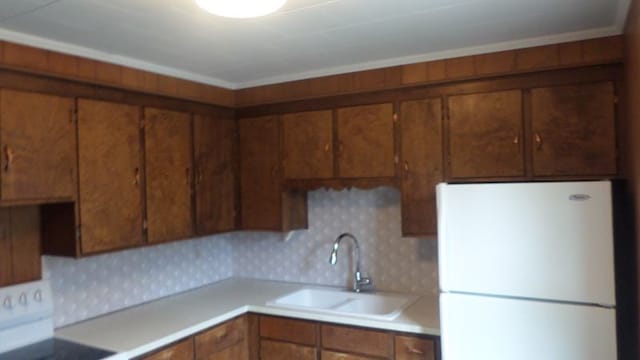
195, 0, 287, 18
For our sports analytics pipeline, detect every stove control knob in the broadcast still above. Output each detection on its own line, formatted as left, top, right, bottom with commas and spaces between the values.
33, 289, 42, 303
2, 296, 12, 310
19, 292, 27, 306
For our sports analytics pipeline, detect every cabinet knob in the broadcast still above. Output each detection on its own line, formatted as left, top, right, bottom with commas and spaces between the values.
513, 135, 519, 145
535, 133, 543, 150
133, 167, 140, 185
403, 161, 410, 180
324, 143, 331, 153
406, 345, 424, 355
4, 145, 14, 172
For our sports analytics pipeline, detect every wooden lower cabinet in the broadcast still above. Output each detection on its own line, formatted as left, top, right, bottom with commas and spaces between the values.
195, 316, 248, 359
394, 336, 435, 360
257, 315, 438, 360
142, 338, 194, 360
261, 340, 317, 360
321, 351, 378, 360
0, 206, 41, 286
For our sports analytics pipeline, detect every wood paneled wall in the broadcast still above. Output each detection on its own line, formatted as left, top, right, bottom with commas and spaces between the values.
624, 0, 640, 357
0, 41, 234, 107
236, 36, 623, 106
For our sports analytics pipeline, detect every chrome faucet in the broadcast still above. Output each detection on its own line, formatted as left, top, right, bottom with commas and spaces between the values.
329, 233, 373, 293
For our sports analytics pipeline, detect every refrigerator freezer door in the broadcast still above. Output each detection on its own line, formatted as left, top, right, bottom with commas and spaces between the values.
440, 293, 617, 360
437, 181, 615, 306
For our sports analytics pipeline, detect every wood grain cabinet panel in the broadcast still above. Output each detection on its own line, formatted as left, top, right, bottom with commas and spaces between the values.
282, 110, 334, 179
239, 116, 308, 231
260, 340, 317, 360
143, 338, 194, 360
259, 316, 317, 346
77, 99, 145, 254
0, 207, 41, 286
144, 107, 194, 244
321, 324, 392, 358
321, 350, 377, 360
336, 103, 395, 178
394, 336, 435, 360
400, 98, 442, 236
0, 89, 76, 201
193, 115, 237, 235
239, 116, 282, 230
531, 81, 617, 176
198, 341, 247, 360
195, 316, 247, 357
447, 90, 524, 179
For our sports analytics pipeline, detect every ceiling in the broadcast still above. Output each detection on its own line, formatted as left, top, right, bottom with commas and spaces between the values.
0, 0, 631, 89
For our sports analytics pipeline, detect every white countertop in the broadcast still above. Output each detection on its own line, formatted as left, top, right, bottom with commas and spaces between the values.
56, 278, 440, 359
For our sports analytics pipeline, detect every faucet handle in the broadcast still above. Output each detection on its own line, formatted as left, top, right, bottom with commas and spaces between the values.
354, 274, 374, 292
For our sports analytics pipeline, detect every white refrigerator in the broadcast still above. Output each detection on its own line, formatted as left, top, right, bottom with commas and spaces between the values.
436, 181, 617, 360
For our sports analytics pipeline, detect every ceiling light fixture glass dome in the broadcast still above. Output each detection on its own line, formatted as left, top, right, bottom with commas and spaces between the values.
195, 0, 287, 18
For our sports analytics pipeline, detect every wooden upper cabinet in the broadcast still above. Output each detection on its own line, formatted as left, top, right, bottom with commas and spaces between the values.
193, 115, 237, 235
0, 89, 76, 202
531, 81, 617, 176
0, 206, 41, 287
77, 99, 145, 254
400, 98, 442, 236
238, 116, 282, 230
282, 110, 334, 179
336, 103, 395, 178
239, 116, 282, 230
144, 108, 194, 244
447, 90, 524, 179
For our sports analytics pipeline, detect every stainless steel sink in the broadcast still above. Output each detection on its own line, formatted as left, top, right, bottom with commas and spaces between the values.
266, 288, 418, 321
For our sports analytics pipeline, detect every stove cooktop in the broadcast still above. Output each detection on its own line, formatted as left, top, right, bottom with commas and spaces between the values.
0, 338, 114, 360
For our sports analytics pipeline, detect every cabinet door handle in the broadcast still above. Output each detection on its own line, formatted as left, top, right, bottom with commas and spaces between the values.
324, 143, 331, 153
133, 167, 140, 185
338, 141, 344, 154
196, 168, 203, 185
535, 133, 543, 150
406, 345, 424, 355
4, 146, 14, 172
403, 161, 410, 179
513, 135, 519, 145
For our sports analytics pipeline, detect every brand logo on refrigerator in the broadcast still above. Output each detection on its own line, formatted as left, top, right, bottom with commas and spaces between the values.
568, 194, 591, 201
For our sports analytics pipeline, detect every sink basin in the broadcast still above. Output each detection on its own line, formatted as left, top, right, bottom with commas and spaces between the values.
266, 288, 418, 321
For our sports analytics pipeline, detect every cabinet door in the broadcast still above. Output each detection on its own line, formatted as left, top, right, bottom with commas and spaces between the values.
200, 341, 247, 360
447, 90, 523, 178
0, 89, 76, 201
260, 340, 317, 360
145, 108, 193, 243
400, 98, 442, 236
0, 207, 41, 286
395, 336, 435, 360
321, 351, 377, 360
195, 316, 247, 356
321, 324, 392, 358
282, 110, 334, 179
77, 99, 144, 254
336, 103, 395, 178
531, 82, 617, 176
143, 338, 194, 360
239, 116, 281, 230
194, 115, 237, 235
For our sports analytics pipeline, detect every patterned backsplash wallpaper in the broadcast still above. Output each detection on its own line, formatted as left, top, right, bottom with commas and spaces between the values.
232, 187, 439, 294
44, 187, 439, 328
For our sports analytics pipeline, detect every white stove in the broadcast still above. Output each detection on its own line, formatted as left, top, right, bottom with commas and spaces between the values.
0, 280, 54, 353
0, 280, 120, 359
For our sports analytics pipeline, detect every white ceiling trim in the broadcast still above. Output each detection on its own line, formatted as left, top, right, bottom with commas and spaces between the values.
0, 27, 237, 89
235, 26, 622, 89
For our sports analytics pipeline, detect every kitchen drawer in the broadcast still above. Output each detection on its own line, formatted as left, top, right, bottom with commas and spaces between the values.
195, 316, 246, 356
321, 324, 392, 358
143, 338, 194, 360
394, 336, 435, 360
321, 350, 378, 360
260, 340, 317, 360
259, 315, 317, 346
198, 341, 247, 360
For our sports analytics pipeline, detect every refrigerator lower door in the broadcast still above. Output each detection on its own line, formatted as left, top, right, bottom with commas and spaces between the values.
440, 293, 617, 360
